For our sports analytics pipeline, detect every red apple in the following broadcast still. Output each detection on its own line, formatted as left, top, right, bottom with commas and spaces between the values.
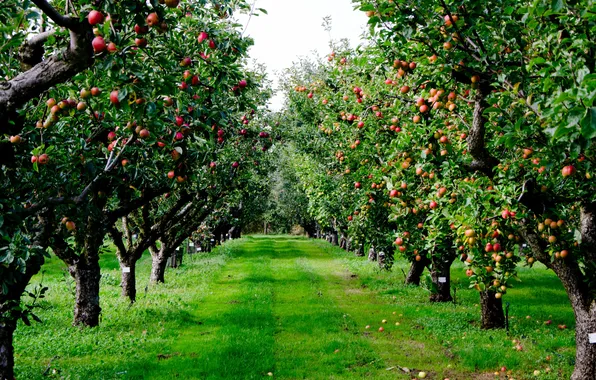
92, 36, 106, 53
180, 57, 192, 67
110, 90, 120, 106
107, 42, 118, 53
135, 24, 148, 34
198, 31, 208, 43
135, 38, 147, 48
561, 165, 576, 177
38, 153, 49, 165
146, 13, 159, 27
87, 10, 104, 25
139, 129, 150, 139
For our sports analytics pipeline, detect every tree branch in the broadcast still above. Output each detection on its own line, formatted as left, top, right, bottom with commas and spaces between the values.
31, 0, 78, 29
0, 2, 92, 135
466, 88, 499, 177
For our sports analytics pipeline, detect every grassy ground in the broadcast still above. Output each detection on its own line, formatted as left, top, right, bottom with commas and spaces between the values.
14, 235, 575, 379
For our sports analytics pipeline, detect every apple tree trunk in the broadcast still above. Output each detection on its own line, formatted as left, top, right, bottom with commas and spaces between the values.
429, 256, 454, 302
367, 247, 377, 261
405, 256, 429, 286
571, 305, 596, 380
150, 246, 170, 284
354, 243, 364, 257
479, 290, 505, 329
120, 259, 137, 303
69, 260, 101, 327
0, 318, 16, 380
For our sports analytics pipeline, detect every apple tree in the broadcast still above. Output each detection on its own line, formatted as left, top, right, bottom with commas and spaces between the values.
355, 0, 596, 377
1, 0, 266, 378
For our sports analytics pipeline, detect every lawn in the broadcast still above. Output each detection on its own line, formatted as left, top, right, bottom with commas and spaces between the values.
14, 235, 575, 379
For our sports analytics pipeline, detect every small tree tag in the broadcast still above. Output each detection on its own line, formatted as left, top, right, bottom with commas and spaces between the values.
122, 267, 130, 273
589, 333, 596, 344
438, 277, 447, 283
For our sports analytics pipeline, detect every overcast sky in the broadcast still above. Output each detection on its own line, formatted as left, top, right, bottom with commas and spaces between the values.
236, 1, 368, 111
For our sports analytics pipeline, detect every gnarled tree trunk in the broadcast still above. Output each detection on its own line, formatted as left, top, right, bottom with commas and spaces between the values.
69, 260, 101, 327
571, 305, 596, 380
521, 203, 596, 378
479, 290, 505, 329
377, 251, 386, 268
120, 260, 137, 302
0, 315, 16, 380
354, 243, 364, 257
367, 247, 377, 261
405, 256, 429, 286
150, 245, 170, 284
429, 256, 455, 302
331, 231, 338, 246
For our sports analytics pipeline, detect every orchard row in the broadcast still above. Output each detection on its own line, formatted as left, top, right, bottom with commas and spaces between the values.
0, 1, 272, 379
278, 1, 596, 379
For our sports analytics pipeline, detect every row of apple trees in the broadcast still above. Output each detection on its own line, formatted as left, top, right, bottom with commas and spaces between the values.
0, 1, 273, 379
280, 1, 596, 378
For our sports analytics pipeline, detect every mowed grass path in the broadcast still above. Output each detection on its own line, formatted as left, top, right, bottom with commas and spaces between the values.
159, 236, 452, 379
15, 236, 575, 379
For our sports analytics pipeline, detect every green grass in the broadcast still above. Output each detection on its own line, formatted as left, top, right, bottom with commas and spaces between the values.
14, 236, 575, 379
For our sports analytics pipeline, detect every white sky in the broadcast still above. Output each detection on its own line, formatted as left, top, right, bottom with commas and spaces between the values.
236, 1, 369, 111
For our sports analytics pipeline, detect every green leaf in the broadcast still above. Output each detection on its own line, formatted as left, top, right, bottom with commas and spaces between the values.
483, 107, 501, 115
581, 107, 596, 140
551, 0, 564, 12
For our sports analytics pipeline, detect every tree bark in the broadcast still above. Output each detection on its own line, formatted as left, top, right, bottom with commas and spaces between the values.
377, 251, 386, 268
521, 204, 596, 378
331, 231, 338, 246
466, 84, 499, 177
0, 318, 16, 380
429, 256, 454, 302
339, 233, 347, 249
479, 290, 505, 329
571, 306, 596, 380
120, 260, 137, 303
405, 257, 428, 286
150, 246, 170, 284
69, 261, 101, 327
354, 243, 364, 257
368, 247, 377, 261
